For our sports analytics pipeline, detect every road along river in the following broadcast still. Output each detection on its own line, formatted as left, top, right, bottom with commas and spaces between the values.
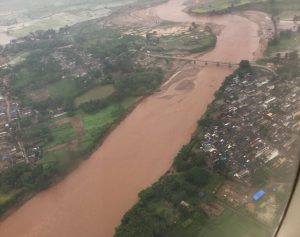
0, 0, 266, 236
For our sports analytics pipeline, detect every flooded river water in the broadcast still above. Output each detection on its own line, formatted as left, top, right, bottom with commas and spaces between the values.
0, 0, 264, 236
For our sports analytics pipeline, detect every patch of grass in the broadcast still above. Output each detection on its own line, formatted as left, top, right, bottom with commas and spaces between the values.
42, 149, 71, 163
82, 105, 116, 142
196, 208, 270, 237
48, 80, 79, 100
42, 97, 135, 159
13, 67, 36, 90
0, 190, 21, 204
8, 52, 30, 66
8, 18, 66, 37
13, 52, 62, 92
79, 97, 136, 151
0, 189, 26, 216
202, 175, 224, 194
191, 0, 261, 14
164, 211, 207, 237
279, 10, 300, 20
6, 0, 135, 37
46, 123, 75, 149
191, 0, 300, 17
71, 25, 121, 49
42, 148, 82, 174
235, 0, 300, 16
74, 84, 116, 107
156, 30, 216, 53
266, 33, 300, 55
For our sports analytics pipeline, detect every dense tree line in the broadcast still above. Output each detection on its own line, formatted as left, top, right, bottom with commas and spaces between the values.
12, 50, 63, 92
0, 21, 165, 218
4, 33, 66, 54
0, 162, 58, 193
79, 97, 112, 113
80, 68, 164, 113
114, 62, 256, 236
115, 139, 211, 237
114, 69, 164, 96
93, 36, 144, 73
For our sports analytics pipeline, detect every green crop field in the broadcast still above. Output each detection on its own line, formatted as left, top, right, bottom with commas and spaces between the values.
41, 97, 136, 173
48, 80, 79, 100
75, 84, 116, 107
165, 207, 270, 237
159, 31, 216, 52
42, 149, 71, 163
41, 148, 78, 174
46, 123, 75, 149
1, 0, 135, 37
8, 53, 29, 66
267, 32, 300, 55
0, 190, 20, 204
13, 68, 36, 90
78, 97, 136, 152
191, 0, 262, 14
197, 208, 270, 237
191, 0, 300, 18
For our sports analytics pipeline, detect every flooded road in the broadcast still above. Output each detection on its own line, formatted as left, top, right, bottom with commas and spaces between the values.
0, 0, 264, 237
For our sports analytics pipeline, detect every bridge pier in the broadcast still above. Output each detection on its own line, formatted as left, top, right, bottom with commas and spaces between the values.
146, 54, 242, 69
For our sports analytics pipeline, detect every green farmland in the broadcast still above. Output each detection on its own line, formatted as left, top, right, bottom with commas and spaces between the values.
191, 0, 262, 14
75, 85, 116, 107
159, 30, 216, 53
46, 123, 75, 149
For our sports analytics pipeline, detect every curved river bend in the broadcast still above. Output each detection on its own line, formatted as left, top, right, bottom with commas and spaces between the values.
0, 0, 263, 236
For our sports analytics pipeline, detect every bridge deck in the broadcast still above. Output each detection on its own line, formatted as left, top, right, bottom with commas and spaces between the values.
145, 53, 277, 76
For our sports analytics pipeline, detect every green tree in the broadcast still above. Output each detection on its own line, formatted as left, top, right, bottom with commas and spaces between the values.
239, 60, 251, 70
185, 167, 210, 186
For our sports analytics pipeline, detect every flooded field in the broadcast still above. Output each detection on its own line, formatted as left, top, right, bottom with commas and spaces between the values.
0, 0, 265, 236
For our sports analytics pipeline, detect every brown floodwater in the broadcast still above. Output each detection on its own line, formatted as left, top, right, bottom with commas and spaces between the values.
0, 0, 263, 236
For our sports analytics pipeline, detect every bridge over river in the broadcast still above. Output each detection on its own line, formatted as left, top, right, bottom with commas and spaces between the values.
146, 53, 278, 76
0, 0, 272, 236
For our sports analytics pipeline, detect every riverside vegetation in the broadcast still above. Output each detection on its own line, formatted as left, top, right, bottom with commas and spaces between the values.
115, 5, 300, 234
0, 2, 217, 217
190, 0, 300, 17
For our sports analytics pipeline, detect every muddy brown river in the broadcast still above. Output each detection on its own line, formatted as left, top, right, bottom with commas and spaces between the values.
0, 0, 265, 236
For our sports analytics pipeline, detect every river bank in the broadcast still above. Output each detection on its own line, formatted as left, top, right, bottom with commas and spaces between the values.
0, 0, 266, 236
